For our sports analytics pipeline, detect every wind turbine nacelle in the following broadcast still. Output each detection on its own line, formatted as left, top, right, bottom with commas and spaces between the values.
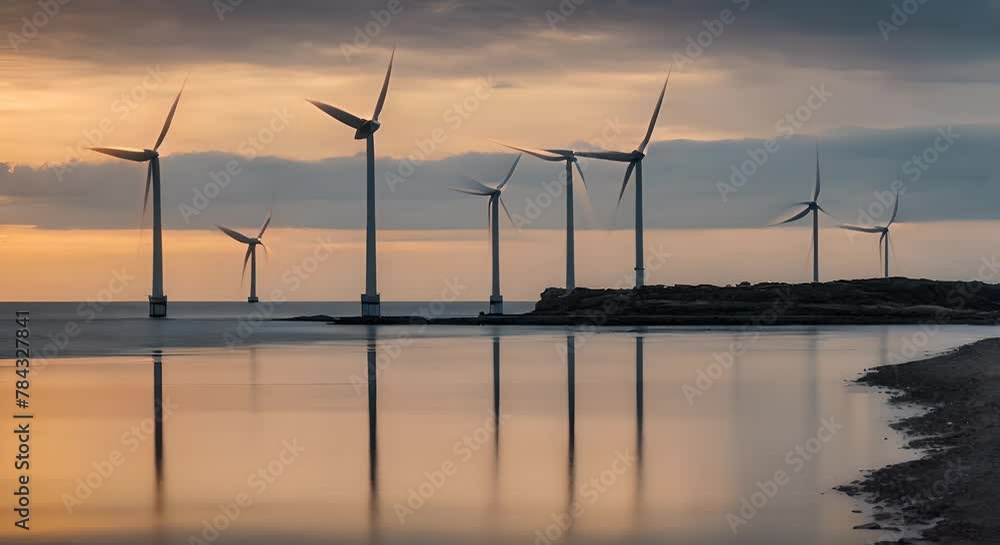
354, 120, 381, 140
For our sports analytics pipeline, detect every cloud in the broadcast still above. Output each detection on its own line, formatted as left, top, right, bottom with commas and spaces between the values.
1, 126, 995, 231
3, 0, 999, 82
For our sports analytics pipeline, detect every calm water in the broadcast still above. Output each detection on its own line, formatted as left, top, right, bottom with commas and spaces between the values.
0, 309, 995, 544
0, 302, 537, 358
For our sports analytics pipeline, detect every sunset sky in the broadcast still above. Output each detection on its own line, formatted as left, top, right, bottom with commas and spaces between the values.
2, 0, 1000, 301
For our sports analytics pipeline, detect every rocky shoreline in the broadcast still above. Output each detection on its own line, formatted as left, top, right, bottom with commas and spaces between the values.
285, 278, 1000, 325
836, 338, 1000, 544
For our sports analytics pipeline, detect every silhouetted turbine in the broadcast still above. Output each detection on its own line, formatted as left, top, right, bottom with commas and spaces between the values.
840, 191, 900, 278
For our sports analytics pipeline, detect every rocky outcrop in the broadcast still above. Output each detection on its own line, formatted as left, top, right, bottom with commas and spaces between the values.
528, 278, 1000, 325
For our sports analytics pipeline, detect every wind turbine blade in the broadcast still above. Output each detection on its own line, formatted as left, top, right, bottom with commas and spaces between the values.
451, 178, 496, 196
544, 149, 576, 158
372, 47, 395, 121
816, 204, 834, 218
153, 76, 187, 151
888, 193, 900, 226
241, 245, 253, 284
497, 154, 521, 190
142, 163, 152, 218
89, 147, 155, 162
217, 225, 254, 244
306, 100, 366, 129
639, 69, 671, 153
771, 207, 812, 226
813, 142, 821, 201
258, 242, 270, 262
257, 208, 272, 239
839, 225, 884, 234
573, 161, 595, 226
616, 161, 636, 210
880, 230, 887, 244
576, 150, 635, 162
493, 141, 562, 162
499, 196, 517, 229
573, 160, 588, 190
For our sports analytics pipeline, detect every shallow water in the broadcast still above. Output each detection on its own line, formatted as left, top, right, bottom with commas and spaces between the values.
0, 319, 995, 545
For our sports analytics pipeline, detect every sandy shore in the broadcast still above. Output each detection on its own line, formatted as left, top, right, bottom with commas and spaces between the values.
836, 338, 1000, 544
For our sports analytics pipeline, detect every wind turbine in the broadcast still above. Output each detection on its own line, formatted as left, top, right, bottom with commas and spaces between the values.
495, 143, 592, 291
576, 71, 670, 288
772, 144, 830, 283
89, 79, 186, 318
308, 48, 394, 317
217, 210, 272, 303
840, 192, 900, 278
450, 155, 521, 315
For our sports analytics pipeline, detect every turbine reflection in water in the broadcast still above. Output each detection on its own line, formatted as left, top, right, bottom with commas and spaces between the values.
16, 327, 972, 545
151, 349, 165, 545
367, 326, 380, 542
634, 335, 645, 534
566, 335, 577, 540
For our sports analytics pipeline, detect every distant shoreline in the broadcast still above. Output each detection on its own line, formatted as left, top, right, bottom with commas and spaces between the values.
836, 338, 1000, 543
283, 313, 1000, 326
285, 278, 1000, 326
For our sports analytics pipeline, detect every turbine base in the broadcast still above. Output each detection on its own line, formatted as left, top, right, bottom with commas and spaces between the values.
148, 295, 168, 319
489, 295, 504, 316
247, 296, 259, 303
361, 294, 381, 317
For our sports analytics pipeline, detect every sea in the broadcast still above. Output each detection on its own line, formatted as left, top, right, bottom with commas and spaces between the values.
0, 301, 995, 544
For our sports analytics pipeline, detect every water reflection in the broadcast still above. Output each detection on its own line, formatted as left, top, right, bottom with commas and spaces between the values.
491, 336, 502, 542
10, 326, 992, 545
566, 335, 577, 526
152, 349, 164, 516
367, 327, 380, 542
492, 336, 501, 499
634, 335, 644, 531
